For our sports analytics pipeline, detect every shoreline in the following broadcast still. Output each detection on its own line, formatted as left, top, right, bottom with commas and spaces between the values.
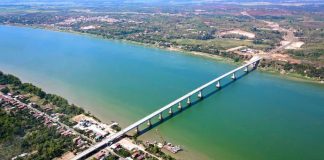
0, 71, 179, 160
1, 25, 324, 160
1, 23, 322, 84
259, 67, 324, 84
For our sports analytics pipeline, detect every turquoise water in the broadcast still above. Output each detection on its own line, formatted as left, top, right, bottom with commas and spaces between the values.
0, 25, 324, 160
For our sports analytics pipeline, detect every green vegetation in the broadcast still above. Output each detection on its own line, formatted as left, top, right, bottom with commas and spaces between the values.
111, 125, 121, 132
288, 48, 324, 61
279, 14, 324, 63
0, 2, 323, 81
114, 148, 131, 158
172, 39, 267, 51
104, 155, 119, 160
22, 127, 73, 160
0, 71, 85, 119
20, 83, 46, 98
146, 144, 175, 160
0, 72, 21, 86
0, 109, 74, 160
253, 29, 283, 50
0, 86, 9, 94
0, 70, 90, 159
260, 59, 324, 80
0, 1, 322, 160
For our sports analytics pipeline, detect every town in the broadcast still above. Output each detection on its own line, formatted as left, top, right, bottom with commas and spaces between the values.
0, 1, 323, 160
0, 72, 178, 160
0, 0, 322, 82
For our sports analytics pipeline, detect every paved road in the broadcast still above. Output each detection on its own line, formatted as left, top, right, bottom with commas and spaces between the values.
8, 96, 96, 144
72, 56, 262, 160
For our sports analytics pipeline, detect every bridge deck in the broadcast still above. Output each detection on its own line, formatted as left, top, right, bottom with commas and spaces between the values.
72, 56, 262, 160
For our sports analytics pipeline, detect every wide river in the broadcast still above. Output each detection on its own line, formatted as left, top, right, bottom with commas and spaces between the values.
0, 26, 324, 160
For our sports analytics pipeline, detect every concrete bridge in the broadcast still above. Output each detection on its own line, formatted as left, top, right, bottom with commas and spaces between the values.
72, 56, 262, 160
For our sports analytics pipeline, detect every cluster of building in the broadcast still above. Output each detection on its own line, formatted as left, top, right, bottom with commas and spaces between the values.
1, 94, 57, 130
0, 92, 90, 151
73, 136, 89, 151
50, 112, 65, 121
226, 46, 263, 57
73, 119, 109, 142
146, 141, 182, 154
57, 16, 119, 26
111, 143, 146, 160
71, 114, 124, 144
240, 48, 259, 54
0, 93, 91, 147
0, 94, 28, 112
88, 137, 161, 160
93, 150, 111, 160
1, 91, 177, 160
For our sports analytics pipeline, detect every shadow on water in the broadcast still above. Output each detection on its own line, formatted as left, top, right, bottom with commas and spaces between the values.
136, 69, 256, 136
78, 69, 257, 159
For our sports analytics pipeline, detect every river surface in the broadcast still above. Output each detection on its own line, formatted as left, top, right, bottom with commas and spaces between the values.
0, 25, 324, 160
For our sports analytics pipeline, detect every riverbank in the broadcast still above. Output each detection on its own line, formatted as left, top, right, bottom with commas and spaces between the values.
1, 25, 324, 160
3, 24, 321, 84
259, 67, 324, 84
0, 71, 176, 160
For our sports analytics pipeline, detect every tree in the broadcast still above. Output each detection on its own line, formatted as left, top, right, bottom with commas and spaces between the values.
0, 86, 10, 94
0, 72, 22, 86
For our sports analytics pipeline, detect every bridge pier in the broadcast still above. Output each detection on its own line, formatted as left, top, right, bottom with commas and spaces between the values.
147, 119, 151, 127
231, 72, 236, 80
253, 60, 260, 69
198, 90, 203, 99
71, 57, 262, 160
169, 108, 173, 115
178, 102, 182, 110
158, 113, 163, 120
244, 66, 248, 72
252, 62, 257, 69
135, 126, 139, 134
216, 81, 221, 88
187, 97, 191, 105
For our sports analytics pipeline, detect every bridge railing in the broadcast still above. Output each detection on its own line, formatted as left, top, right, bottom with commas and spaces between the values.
127, 56, 261, 132
72, 56, 261, 160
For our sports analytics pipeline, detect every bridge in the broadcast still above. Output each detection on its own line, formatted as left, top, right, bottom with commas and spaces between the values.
72, 56, 262, 160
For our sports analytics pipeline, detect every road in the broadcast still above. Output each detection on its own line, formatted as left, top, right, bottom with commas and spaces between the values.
241, 11, 299, 54
72, 56, 262, 160
10, 96, 96, 144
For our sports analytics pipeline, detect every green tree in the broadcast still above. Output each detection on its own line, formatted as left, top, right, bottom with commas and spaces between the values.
0, 86, 10, 94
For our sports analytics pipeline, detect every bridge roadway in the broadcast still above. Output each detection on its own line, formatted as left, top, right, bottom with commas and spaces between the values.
72, 56, 262, 160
